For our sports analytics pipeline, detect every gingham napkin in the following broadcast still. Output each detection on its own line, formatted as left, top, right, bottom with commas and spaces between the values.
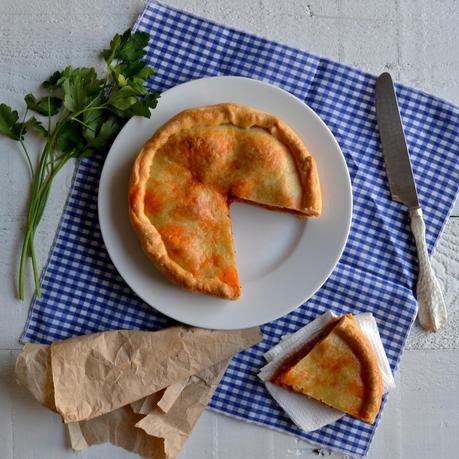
21, 1, 459, 457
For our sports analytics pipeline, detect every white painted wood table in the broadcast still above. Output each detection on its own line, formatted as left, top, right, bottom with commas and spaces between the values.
1, 1, 458, 458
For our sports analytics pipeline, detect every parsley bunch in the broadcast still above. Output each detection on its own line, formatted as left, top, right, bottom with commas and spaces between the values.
0, 29, 159, 299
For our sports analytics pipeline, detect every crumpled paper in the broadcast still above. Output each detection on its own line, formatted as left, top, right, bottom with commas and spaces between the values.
258, 311, 394, 432
16, 326, 262, 458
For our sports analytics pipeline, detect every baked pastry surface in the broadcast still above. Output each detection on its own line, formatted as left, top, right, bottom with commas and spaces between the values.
272, 315, 382, 424
128, 103, 322, 299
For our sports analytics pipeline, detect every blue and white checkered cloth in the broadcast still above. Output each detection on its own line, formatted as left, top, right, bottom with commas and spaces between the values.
22, 2, 459, 457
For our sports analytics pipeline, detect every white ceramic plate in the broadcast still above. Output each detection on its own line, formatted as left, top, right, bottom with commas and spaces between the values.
98, 76, 352, 329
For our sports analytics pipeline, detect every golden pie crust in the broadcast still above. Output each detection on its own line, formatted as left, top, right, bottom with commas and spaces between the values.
128, 103, 322, 299
272, 315, 383, 424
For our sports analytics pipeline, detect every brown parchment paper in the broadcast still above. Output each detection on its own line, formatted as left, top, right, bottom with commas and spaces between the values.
136, 359, 229, 458
15, 343, 55, 410
50, 326, 260, 423
131, 391, 167, 415
15, 326, 262, 459
130, 378, 191, 416
156, 378, 191, 413
67, 359, 229, 459
67, 405, 166, 457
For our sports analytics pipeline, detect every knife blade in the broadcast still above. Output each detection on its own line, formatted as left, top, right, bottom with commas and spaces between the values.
375, 72, 419, 209
375, 72, 447, 332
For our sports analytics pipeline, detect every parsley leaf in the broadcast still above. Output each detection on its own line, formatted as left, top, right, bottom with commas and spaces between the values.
108, 86, 139, 110
82, 110, 104, 141
102, 33, 121, 65
24, 93, 62, 116
117, 30, 150, 62
55, 120, 82, 154
126, 92, 160, 118
88, 117, 121, 152
0, 103, 24, 140
102, 29, 150, 65
42, 71, 62, 89
121, 61, 152, 79
25, 117, 48, 137
58, 67, 102, 113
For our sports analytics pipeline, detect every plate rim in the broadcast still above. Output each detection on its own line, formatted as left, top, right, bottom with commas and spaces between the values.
98, 75, 353, 329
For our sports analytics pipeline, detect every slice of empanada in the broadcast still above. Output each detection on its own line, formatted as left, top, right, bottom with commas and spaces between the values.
272, 315, 382, 424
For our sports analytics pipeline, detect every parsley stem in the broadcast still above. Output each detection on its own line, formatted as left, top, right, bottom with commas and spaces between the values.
19, 146, 69, 298
70, 117, 96, 132
18, 230, 30, 300
19, 140, 34, 178
29, 234, 42, 298
17, 109, 34, 178
19, 124, 58, 296
32, 184, 51, 232
27, 144, 50, 228
70, 104, 108, 119
47, 95, 51, 134
32, 153, 71, 228
19, 140, 69, 299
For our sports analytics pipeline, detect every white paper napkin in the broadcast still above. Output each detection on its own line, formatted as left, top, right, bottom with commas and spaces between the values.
258, 311, 395, 432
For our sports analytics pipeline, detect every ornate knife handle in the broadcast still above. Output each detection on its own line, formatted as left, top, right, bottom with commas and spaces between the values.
409, 207, 447, 331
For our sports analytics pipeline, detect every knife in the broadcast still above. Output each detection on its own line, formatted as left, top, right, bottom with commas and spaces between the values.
375, 72, 447, 332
